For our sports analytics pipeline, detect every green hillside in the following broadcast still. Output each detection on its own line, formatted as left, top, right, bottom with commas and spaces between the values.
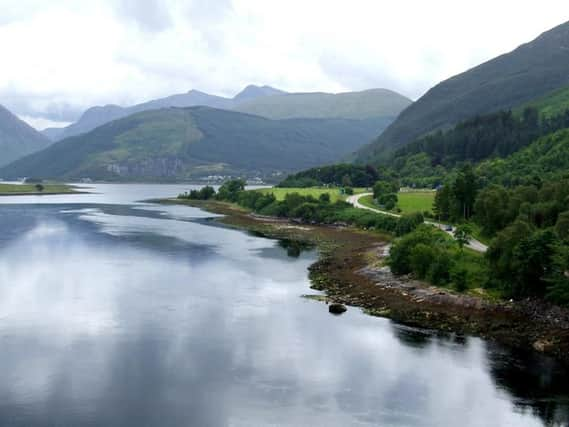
477, 128, 569, 185
519, 86, 569, 118
356, 20, 569, 162
234, 88, 411, 120
0, 105, 51, 167
0, 107, 392, 181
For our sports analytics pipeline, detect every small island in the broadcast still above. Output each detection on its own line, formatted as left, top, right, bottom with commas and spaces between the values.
0, 182, 79, 196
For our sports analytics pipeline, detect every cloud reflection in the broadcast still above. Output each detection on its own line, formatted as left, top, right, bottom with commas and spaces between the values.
0, 206, 565, 426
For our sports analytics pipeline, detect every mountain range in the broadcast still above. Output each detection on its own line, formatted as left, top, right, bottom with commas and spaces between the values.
0, 107, 394, 181
356, 20, 569, 162
44, 85, 410, 142
0, 106, 51, 168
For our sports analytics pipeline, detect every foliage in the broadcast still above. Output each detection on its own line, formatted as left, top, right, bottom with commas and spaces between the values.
454, 224, 472, 251
389, 225, 489, 291
432, 165, 479, 222
216, 180, 246, 202
210, 182, 424, 236
477, 128, 569, 186
356, 21, 569, 163
179, 185, 215, 200
278, 164, 384, 188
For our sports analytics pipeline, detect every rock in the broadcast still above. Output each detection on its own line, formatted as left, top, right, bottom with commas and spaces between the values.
329, 303, 347, 314
533, 339, 554, 353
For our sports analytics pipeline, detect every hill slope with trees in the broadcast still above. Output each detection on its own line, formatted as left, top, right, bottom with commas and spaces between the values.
356, 20, 569, 162
1, 107, 392, 181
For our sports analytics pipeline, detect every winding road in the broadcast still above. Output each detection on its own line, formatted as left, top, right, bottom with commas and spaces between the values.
347, 193, 488, 253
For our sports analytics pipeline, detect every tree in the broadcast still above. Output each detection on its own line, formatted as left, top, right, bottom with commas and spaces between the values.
433, 185, 452, 221
378, 193, 398, 210
546, 243, 569, 305
454, 224, 473, 251
35, 183, 44, 192
217, 179, 245, 202
199, 185, 215, 200
474, 185, 511, 235
452, 164, 478, 220
555, 211, 569, 241
342, 174, 353, 188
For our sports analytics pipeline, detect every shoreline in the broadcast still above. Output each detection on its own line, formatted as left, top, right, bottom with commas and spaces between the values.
159, 198, 569, 364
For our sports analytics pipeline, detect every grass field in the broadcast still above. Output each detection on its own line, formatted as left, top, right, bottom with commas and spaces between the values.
0, 183, 76, 195
397, 191, 435, 214
255, 187, 367, 203
359, 192, 435, 214
358, 195, 381, 210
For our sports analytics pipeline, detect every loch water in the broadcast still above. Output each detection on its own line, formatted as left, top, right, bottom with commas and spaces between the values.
0, 184, 568, 427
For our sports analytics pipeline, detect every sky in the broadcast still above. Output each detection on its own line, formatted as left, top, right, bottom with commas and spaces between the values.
0, 0, 568, 130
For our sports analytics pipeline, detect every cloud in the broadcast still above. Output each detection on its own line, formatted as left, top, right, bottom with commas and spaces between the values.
114, 0, 173, 32
0, 0, 568, 129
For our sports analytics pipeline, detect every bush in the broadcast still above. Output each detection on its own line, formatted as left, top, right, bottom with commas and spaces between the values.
450, 265, 468, 292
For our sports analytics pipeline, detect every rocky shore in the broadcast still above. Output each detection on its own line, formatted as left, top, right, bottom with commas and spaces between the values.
160, 198, 569, 364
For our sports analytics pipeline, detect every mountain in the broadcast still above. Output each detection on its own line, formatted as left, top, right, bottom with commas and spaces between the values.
42, 85, 287, 142
234, 88, 412, 120
233, 85, 287, 103
3, 107, 393, 181
0, 105, 52, 168
42, 85, 411, 142
356, 20, 569, 162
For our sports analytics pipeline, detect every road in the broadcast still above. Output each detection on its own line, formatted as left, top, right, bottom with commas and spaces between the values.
347, 193, 488, 253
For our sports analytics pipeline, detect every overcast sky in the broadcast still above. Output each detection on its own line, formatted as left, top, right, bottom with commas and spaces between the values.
1, 0, 568, 129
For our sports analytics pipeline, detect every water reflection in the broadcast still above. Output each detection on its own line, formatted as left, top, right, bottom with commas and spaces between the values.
0, 186, 567, 426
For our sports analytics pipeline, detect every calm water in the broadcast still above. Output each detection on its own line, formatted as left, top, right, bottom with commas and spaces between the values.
0, 183, 568, 427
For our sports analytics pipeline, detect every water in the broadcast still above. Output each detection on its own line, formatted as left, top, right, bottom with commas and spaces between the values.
0, 183, 568, 427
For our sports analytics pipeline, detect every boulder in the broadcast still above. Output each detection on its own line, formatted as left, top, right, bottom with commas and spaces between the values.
329, 303, 347, 315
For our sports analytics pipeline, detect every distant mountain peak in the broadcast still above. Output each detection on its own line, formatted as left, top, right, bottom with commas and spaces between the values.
0, 104, 51, 168
233, 85, 287, 102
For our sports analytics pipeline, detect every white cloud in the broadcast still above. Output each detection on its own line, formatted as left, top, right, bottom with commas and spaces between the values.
19, 115, 71, 130
0, 0, 567, 128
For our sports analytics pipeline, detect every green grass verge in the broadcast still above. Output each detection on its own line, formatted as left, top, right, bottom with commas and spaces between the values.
0, 183, 76, 195
358, 195, 381, 210
255, 187, 367, 203
397, 191, 435, 214
359, 192, 435, 215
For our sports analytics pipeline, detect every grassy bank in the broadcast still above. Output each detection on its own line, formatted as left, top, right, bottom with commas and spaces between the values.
358, 191, 435, 215
0, 183, 77, 195
398, 191, 435, 214
255, 187, 367, 203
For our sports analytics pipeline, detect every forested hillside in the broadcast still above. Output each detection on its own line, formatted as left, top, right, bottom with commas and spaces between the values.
0, 107, 392, 181
355, 20, 569, 162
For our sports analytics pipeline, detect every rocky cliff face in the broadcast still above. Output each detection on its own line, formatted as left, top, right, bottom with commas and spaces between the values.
105, 157, 186, 178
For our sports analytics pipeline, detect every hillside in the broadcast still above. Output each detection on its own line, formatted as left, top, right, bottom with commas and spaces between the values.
42, 85, 287, 141
356, 20, 569, 162
1, 107, 392, 181
0, 105, 52, 168
234, 88, 412, 120
477, 128, 569, 185
43, 86, 410, 142
518, 86, 569, 118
